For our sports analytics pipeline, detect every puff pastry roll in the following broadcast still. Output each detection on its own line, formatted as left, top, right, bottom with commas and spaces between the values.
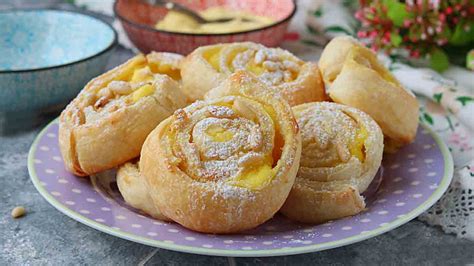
140, 71, 301, 233
280, 102, 383, 224
182, 42, 326, 106
116, 161, 170, 221
59, 52, 188, 176
318, 36, 419, 152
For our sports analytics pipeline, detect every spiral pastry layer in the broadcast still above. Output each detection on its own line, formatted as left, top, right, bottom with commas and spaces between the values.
318, 36, 419, 152
181, 42, 326, 106
280, 102, 383, 224
116, 161, 170, 221
59, 52, 188, 176
140, 71, 301, 233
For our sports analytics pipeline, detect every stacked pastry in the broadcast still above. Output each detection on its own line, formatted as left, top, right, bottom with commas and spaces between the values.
59, 38, 419, 233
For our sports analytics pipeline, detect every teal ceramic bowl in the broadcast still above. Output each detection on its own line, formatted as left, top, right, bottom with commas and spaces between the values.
0, 9, 117, 112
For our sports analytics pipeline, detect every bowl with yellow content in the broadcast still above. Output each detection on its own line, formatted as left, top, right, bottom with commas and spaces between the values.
114, 0, 296, 54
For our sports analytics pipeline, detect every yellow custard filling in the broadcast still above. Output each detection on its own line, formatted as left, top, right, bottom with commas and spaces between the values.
214, 101, 234, 109
149, 62, 181, 80
89, 53, 185, 113
232, 163, 274, 190
262, 105, 277, 121
132, 84, 154, 102
155, 7, 274, 34
203, 46, 223, 71
246, 61, 265, 75
231, 104, 282, 190
205, 125, 234, 142
349, 126, 368, 162
130, 66, 154, 83
226, 47, 247, 71
261, 104, 284, 167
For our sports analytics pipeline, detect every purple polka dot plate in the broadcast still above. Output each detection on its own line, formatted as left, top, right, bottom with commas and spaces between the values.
28, 120, 453, 257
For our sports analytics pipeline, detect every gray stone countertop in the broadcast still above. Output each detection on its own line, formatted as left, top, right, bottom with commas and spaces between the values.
1, 2, 474, 265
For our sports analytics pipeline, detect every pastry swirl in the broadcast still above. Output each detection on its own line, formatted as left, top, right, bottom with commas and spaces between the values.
318, 36, 419, 152
140, 71, 301, 233
181, 42, 326, 106
116, 161, 170, 221
280, 102, 383, 224
59, 52, 188, 176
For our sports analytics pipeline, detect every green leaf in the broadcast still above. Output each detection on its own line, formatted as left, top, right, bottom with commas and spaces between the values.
430, 49, 450, 72
300, 40, 322, 47
449, 23, 473, 46
390, 32, 402, 47
437, 26, 453, 43
446, 116, 454, 131
456, 96, 474, 106
467, 50, 474, 70
323, 26, 353, 36
389, 54, 412, 65
385, 0, 410, 27
433, 93, 443, 103
342, 0, 356, 8
313, 8, 323, 17
442, 43, 472, 67
470, 22, 474, 42
423, 113, 434, 125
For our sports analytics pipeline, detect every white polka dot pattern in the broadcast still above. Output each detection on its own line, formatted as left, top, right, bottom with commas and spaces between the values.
28, 122, 450, 254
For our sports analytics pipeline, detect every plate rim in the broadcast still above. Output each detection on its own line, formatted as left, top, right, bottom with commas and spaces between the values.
28, 119, 454, 257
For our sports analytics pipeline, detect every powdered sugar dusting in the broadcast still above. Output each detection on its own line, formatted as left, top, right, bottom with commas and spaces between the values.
185, 107, 268, 182
168, 98, 277, 197
207, 105, 235, 118
296, 102, 375, 168
228, 46, 302, 86
201, 181, 256, 201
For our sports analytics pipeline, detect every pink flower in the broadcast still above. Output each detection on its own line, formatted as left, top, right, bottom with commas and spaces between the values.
448, 131, 474, 151
357, 31, 367, 38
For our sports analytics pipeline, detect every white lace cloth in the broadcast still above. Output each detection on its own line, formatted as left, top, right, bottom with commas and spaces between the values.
75, 0, 474, 240
420, 162, 474, 239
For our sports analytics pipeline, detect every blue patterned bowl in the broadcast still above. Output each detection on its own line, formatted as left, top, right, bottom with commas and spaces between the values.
0, 9, 117, 112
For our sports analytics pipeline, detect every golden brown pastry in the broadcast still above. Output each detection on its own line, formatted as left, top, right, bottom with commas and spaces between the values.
140, 71, 301, 233
59, 52, 188, 176
318, 36, 419, 152
181, 42, 326, 106
116, 161, 170, 221
280, 102, 383, 224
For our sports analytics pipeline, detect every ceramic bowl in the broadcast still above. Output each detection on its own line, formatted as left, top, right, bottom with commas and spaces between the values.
114, 0, 296, 54
0, 9, 117, 112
